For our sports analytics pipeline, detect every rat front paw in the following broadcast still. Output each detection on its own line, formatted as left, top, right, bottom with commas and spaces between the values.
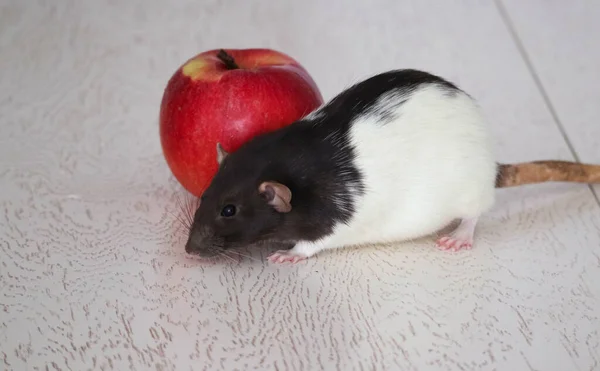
267, 250, 308, 264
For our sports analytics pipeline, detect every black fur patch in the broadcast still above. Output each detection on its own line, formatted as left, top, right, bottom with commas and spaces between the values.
319, 69, 461, 127
204, 116, 365, 244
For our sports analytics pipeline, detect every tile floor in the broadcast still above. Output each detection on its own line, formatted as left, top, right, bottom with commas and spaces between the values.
0, 1, 599, 370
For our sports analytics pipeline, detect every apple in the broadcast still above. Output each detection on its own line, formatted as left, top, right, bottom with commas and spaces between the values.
159, 48, 324, 197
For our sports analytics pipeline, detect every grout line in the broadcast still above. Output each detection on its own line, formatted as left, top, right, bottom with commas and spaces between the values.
494, 0, 600, 206
493, 0, 579, 160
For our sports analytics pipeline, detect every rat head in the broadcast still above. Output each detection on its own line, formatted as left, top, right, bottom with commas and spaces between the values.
185, 143, 293, 257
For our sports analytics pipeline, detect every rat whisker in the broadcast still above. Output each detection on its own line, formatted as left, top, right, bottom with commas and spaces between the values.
174, 197, 187, 222
184, 196, 197, 224
176, 194, 195, 227
176, 196, 194, 228
218, 251, 237, 263
223, 251, 244, 263
167, 209, 191, 231
225, 249, 261, 262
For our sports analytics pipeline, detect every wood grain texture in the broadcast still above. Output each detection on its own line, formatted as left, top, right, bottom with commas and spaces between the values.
1, 1, 599, 370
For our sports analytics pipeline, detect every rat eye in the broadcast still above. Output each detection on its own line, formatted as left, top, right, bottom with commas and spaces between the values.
220, 204, 236, 217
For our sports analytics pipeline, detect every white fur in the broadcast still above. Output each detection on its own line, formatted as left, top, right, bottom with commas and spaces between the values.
290, 84, 498, 258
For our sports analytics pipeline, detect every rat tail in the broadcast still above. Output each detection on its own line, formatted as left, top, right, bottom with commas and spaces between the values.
495, 160, 600, 188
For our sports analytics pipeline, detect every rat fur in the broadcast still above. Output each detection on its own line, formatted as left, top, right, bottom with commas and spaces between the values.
184, 69, 600, 263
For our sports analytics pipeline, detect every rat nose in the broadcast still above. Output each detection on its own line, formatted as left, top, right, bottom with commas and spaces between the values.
184, 227, 218, 257
184, 239, 197, 254
185, 229, 204, 254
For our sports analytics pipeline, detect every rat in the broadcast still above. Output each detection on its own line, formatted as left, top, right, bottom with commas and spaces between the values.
183, 69, 600, 264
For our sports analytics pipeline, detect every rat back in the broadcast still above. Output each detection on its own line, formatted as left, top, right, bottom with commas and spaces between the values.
305, 73, 498, 251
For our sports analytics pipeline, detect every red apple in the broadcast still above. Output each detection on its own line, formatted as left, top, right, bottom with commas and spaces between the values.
159, 48, 324, 197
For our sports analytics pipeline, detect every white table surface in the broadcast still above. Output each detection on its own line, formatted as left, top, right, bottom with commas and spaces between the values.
1, 1, 599, 370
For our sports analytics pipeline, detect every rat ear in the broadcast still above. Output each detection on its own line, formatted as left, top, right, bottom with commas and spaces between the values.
216, 143, 229, 165
259, 181, 292, 213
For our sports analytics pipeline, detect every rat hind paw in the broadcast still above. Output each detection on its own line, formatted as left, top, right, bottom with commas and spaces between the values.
436, 236, 473, 251
435, 217, 478, 252
267, 250, 308, 264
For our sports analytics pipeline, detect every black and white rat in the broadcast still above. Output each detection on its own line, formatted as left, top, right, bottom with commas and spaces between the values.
184, 69, 600, 263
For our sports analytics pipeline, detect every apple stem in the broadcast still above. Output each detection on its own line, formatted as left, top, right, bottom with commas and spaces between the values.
217, 49, 239, 70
